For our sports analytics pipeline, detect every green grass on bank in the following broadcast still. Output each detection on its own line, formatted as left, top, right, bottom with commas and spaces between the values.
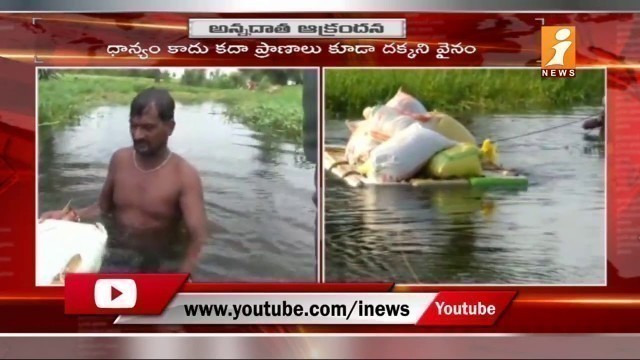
325, 69, 605, 119
38, 73, 303, 143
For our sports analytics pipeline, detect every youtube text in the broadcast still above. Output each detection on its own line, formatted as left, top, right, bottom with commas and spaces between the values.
184, 299, 410, 321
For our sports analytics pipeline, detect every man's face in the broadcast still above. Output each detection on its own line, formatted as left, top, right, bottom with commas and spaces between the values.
130, 104, 174, 156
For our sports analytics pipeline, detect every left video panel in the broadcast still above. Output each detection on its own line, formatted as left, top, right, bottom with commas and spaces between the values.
35, 67, 320, 285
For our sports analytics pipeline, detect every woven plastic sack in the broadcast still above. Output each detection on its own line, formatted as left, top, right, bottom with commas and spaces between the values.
359, 123, 457, 183
425, 111, 476, 144
344, 122, 380, 165
426, 143, 483, 179
385, 88, 430, 120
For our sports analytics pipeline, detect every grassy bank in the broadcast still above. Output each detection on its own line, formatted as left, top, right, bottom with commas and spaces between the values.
38, 73, 303, 143
325, 69, 605, 119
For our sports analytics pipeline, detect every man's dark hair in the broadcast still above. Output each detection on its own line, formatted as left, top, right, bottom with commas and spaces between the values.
130, 87, 175, 122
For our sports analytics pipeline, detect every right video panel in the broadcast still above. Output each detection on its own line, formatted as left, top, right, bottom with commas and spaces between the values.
323, 67, 606, 286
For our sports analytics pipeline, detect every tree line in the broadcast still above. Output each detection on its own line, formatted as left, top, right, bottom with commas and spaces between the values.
38, 68, 303, 89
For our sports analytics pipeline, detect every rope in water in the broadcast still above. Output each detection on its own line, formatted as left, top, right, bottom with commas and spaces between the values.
489, 113, 600, 144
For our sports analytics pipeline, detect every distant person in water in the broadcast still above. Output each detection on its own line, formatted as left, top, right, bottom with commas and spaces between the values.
39, 88, 208, 274
582, 109, 604, 130
583, 97, 605, 138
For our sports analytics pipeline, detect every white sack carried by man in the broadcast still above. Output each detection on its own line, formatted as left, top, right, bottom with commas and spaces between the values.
359, 123, 457, 183
36, 219, 108, 286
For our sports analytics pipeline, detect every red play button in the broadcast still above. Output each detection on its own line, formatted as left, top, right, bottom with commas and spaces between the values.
111, 286, 123, 301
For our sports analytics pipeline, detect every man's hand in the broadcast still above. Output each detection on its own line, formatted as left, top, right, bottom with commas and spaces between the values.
38, 209, 79, 223
38, 210, 66, 222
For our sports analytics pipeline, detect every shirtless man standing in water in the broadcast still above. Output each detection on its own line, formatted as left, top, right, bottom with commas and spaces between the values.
39, 88, 208, 274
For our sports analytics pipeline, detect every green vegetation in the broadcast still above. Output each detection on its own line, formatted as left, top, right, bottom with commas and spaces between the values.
223, 90, 302, 142
38, 69, 304, 143
324, 69, 605, 119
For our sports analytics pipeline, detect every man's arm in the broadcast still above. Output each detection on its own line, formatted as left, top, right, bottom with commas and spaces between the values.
179, 164, 208, 275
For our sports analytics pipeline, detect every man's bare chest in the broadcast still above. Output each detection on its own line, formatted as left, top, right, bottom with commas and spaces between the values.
112, 169, 182, 218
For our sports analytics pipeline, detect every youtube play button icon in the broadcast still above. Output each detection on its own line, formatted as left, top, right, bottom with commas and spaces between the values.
111, 286, 123, 301
94, 279, 137, 309
65, 274, 187, 315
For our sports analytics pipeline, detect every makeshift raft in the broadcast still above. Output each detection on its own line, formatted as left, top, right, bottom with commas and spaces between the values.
324, 145, 528, 189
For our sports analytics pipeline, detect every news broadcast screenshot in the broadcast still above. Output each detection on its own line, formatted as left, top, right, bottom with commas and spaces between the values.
0, 0, 635, 358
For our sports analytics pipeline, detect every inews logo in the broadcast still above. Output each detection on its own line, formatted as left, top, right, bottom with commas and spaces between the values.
541, 26, 576, 78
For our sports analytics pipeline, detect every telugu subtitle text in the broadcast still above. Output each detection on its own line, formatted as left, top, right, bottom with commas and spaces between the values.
105, 41, 477, 60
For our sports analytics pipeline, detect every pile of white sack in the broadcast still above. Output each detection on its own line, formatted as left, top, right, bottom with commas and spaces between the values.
344, 88, 491, 183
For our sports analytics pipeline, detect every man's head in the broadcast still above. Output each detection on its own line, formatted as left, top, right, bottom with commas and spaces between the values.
129, 87, 175, 157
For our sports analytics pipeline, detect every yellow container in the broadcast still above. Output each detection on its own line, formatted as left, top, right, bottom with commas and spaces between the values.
480, 139, 499, 166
